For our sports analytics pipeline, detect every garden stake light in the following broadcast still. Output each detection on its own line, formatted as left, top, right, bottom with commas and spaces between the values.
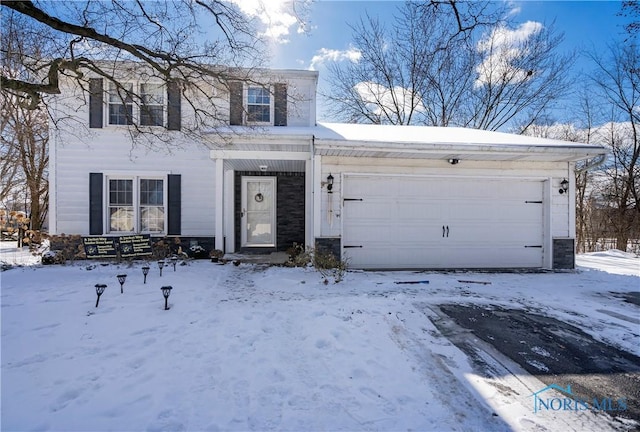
158, 260, 165, 277
95, 284, 106, 308
170, 255, 178, 271
161, 286, 172, 310
142, 266, 150, 284
117, 274, 127, 294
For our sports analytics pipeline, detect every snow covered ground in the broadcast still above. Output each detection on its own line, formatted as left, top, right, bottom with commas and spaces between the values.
1, 242, 638, 431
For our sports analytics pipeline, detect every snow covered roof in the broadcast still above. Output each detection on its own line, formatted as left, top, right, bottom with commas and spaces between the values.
212, 122, 607, 162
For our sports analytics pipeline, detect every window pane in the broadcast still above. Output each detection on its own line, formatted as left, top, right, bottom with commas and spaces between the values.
140, 179, 163, 205
248, 105, 270, 123
140, 106, 163, 126
109, 180, 133, 205
109, 207, 134, 232
141, 84, 164, 104
109, 104, 133, 125
140, 207, 165, 232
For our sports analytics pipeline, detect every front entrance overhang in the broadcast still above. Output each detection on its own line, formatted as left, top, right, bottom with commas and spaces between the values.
210, 148, 312, 253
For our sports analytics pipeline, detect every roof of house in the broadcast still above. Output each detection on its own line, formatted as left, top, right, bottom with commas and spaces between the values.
213, 122, 608, 163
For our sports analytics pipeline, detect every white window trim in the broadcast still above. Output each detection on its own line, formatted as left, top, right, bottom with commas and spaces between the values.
105, 82, 167, 128
244, 84, 274, 126
104, 173, 169, 235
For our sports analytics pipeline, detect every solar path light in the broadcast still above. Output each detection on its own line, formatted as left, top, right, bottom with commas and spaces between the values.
95, 284, 107, 308
161, 286, 173, 310
158, 260, 165, 277
117, 274, 127, 294
142, 266, 150, 284
170, 255, 178, 271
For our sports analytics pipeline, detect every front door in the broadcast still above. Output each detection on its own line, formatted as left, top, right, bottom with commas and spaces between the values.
241, 176, 276, 247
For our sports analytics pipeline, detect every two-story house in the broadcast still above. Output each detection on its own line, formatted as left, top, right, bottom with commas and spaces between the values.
48, 63, 607, 269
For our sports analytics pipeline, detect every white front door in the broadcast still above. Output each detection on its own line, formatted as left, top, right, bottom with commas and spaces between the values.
241, 176, 276, 247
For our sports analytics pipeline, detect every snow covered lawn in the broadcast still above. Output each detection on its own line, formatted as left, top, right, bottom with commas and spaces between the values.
1, 244, 638, 431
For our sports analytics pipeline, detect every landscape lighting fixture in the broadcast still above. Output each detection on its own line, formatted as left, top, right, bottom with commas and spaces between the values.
142, 266, 150, 284
161, 286, 173, 310
170, 255, 178, 271
327, 174, 334, 193
158, 260, 165, 277
448, 158, 460, 165
95, 284, 107, 308
559, 178, 569, 194
117, 274, 127, 294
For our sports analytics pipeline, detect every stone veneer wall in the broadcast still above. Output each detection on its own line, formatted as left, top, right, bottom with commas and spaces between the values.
315, 237, 341, 260
553, 238, 575, 269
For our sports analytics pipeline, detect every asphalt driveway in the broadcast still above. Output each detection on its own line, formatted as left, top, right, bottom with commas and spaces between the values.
430, 298, 640, 427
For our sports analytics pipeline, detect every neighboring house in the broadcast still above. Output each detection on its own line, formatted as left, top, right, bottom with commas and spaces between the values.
48, 63, 607, 269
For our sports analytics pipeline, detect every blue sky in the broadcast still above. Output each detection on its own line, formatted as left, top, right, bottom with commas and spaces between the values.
233, 0, 629, 121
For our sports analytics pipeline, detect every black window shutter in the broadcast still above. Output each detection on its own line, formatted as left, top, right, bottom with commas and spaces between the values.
89, 78, 103, 128
167, 174, 181, 235
274, 83, 287, 126
229, 81, 243, 125
89, 173, 103, 235
167, 81, 181, 131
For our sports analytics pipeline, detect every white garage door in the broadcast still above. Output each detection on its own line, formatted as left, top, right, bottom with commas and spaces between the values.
342, 175, 544, 269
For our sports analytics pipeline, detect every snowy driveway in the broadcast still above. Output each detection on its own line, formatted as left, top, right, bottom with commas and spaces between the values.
1, 250, 639, 431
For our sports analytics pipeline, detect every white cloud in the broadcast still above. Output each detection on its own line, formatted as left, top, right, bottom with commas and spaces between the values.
475, 21, 543, 88
353, 81, 425, 119
309, 47, 362, 70
229, 0, 302, 44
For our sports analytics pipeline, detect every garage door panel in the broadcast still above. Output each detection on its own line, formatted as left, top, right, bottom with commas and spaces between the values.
342, 175, 544, 269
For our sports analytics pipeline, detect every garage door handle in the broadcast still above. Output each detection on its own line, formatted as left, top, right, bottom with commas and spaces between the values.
442, 225, 445, 237
446, 226, 449, 238
443, 225, 450, 237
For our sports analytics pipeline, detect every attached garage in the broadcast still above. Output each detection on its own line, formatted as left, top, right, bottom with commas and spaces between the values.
342, 174, 545, 269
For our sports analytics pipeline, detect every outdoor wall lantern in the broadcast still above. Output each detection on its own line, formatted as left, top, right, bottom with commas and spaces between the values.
559, 178, 569, 194
142, 266, 150, 284
327, 174, 334, 193
161, 286, 173, 310
158, 260, 165, 277
117, 274, 127, 294
448, 158, 460, 165
170, 256, 178, 271
95, 284, 107, 308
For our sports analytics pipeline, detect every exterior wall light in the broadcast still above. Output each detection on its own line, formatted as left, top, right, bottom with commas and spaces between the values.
559, 178, 569, 194
327, 174, 334, 193
448, 158, 460, 165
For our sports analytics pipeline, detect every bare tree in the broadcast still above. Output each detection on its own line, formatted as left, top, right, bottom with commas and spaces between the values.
0, 0, 276, 138
324, 0, 573, 131
586, 43, 640, 251
1, 12, 50, 230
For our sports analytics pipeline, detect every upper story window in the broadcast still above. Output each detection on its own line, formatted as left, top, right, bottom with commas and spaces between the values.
140, 83, 164, 126
229, 81, 287, 127
108, 82, 133, 125
247, 86, 272, 123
